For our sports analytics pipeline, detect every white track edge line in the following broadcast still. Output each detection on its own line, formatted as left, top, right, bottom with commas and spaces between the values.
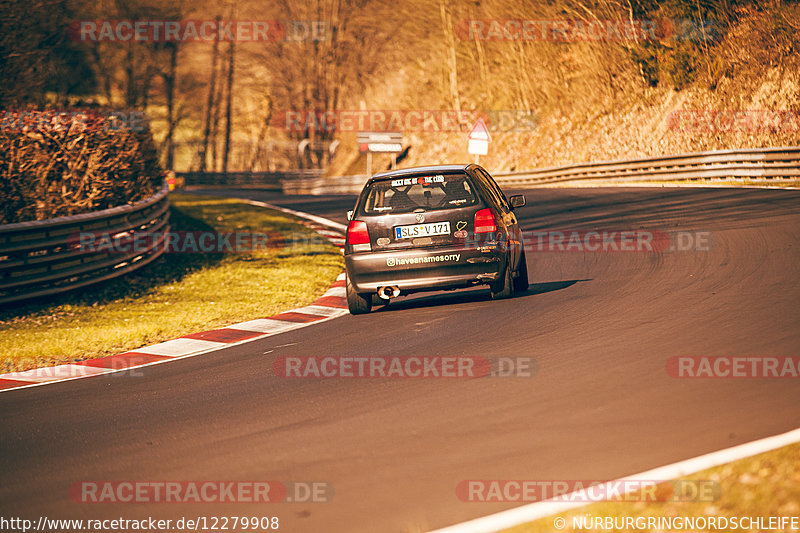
427, 426, 800, 533
244, 199, 348, 232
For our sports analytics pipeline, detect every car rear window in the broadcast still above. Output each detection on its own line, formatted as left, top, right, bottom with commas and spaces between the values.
361, 173, 479, 214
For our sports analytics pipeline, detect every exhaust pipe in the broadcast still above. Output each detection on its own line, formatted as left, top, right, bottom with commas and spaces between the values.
377, 286, 400, 300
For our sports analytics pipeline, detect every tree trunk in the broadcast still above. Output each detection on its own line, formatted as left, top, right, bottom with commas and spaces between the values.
222, 40, 235, 173
200, 17, 221, 172
164, 43, 178, 170
125, 40, 137, 107
439, 0, 462, 125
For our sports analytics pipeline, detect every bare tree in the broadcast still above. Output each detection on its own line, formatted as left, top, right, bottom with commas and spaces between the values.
199, 16, 222, 172
162, 41, 179, 169
222, 39, 235, 173
439, 0, 462, 124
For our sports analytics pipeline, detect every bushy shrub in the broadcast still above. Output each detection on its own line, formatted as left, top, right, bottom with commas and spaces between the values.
630, 45, 661, 87
662, 46, 699, 90
0, 109, 163, 224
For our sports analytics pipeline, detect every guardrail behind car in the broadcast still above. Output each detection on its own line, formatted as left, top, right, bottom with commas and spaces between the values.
178, 170, 324, 191
492, 146, 800, 186
278, 146, 800, 195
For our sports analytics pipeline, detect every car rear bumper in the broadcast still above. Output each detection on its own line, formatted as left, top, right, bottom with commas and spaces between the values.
345, 244, 506, 294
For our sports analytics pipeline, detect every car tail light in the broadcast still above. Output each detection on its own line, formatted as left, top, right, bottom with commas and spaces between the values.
474, 208, 497, 233
346, 220, 370, 245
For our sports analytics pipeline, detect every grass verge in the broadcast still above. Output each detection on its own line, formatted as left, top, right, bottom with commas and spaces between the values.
0, 193, 344, 373
502, 442, 800, 533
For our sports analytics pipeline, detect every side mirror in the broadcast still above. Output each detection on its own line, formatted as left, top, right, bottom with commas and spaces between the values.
346, 210, 353, 221
509, 195, 526, 209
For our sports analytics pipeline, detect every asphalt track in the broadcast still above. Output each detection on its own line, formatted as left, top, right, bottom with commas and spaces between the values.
1, 187, 799, 532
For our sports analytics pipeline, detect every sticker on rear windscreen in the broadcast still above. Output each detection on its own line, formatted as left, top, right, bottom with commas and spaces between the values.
395, 221, 451, 239
391, 175, 445, 187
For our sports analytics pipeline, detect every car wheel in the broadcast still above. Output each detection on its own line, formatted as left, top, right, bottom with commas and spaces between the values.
346, 275, 372, 314
513, 250, 529, 293
490, 263, 515, 300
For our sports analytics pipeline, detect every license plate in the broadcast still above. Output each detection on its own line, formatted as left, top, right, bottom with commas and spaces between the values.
394, 221, 451, 239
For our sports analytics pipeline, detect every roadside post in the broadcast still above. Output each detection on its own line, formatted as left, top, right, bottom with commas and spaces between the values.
358, 131, 403, 176
467, 118, 491, 165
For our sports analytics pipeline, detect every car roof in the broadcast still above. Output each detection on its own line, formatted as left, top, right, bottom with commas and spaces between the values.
369, 164, 474, 182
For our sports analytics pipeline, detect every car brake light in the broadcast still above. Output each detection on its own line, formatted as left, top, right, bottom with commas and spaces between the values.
346, 220, 370, 245
474, 208, 497, 233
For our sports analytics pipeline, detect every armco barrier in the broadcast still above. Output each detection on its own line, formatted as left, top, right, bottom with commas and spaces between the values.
492, 146, 800, 186
278, 146, 800, 194
282, 173, 369, 195
0, 183, 170, 305
179, 170, 324, 190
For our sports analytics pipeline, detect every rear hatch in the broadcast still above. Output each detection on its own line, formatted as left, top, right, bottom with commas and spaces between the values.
355, 171, 486, 251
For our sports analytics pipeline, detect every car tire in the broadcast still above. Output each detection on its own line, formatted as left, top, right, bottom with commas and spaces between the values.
513, 250, 529, 293
346, 275, 372, 314
490, 263, 515, 300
